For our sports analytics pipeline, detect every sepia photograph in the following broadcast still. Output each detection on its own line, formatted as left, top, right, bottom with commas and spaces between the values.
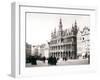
25, 12, 90, 67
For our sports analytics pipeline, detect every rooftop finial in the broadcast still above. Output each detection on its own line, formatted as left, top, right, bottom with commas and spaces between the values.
59, 18, 63, 28
75, 20, 77, 25
60, 18, 62, 24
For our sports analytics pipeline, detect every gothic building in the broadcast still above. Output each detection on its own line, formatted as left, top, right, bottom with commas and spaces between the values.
49, 18, 77, 59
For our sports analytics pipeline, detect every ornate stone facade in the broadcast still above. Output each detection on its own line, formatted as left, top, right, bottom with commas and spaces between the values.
49, 19, 77, 59
81, 27, 90, 56
26, 42, 32, 57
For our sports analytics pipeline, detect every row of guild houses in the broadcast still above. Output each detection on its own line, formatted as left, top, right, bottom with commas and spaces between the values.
48, 18, 90, 59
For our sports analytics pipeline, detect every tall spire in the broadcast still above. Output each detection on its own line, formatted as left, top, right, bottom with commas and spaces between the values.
60, 18, 62, 25
74, 20, 77, 34
59, 18, 63, 31
58, 18, 63, 37
71, 24, 74, 31
75, 20, 77, 27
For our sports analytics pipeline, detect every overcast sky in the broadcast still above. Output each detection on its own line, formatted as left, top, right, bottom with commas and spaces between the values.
26, 13, 90, 45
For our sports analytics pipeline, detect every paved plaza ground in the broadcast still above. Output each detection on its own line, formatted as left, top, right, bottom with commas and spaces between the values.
26, 58, 89, 67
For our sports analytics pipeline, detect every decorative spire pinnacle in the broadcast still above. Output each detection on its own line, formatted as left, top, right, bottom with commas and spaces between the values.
75, 20, 77, 26
71, 24, 74, 31
58, 18, 63, 37
59, 18, 63, 31
60, 18, 62, 24
74, 20, 77, 34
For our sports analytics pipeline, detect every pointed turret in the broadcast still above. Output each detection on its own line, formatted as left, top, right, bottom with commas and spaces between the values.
74, 20, 77, 34
59, 18, 63, 31
74, 20, 77, 29
58, 18, 63, 37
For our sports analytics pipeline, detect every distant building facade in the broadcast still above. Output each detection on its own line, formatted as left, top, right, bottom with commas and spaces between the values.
77, 27, 90, 57
31, 46, 39, 56
39, 43, 49, 58
26, 43, 32, 57
77, 29, 83, 56
31, 44, 49, 58
49, 19, 77, 59
81, 27, 90, 56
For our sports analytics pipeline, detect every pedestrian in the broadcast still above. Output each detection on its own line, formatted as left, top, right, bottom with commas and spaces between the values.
53, 56, 57, 65
43, 56, 46, 63
88, 55, 90, 64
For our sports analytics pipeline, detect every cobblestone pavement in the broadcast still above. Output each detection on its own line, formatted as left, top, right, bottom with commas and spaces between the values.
26, 58, 89, 67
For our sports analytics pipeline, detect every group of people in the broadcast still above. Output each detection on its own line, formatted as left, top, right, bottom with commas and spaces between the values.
30, 56, 47, 65
62, 57, 68, 61
48, 56, 58, 65
26, 55, 69, 65
26, 55, 59, 65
